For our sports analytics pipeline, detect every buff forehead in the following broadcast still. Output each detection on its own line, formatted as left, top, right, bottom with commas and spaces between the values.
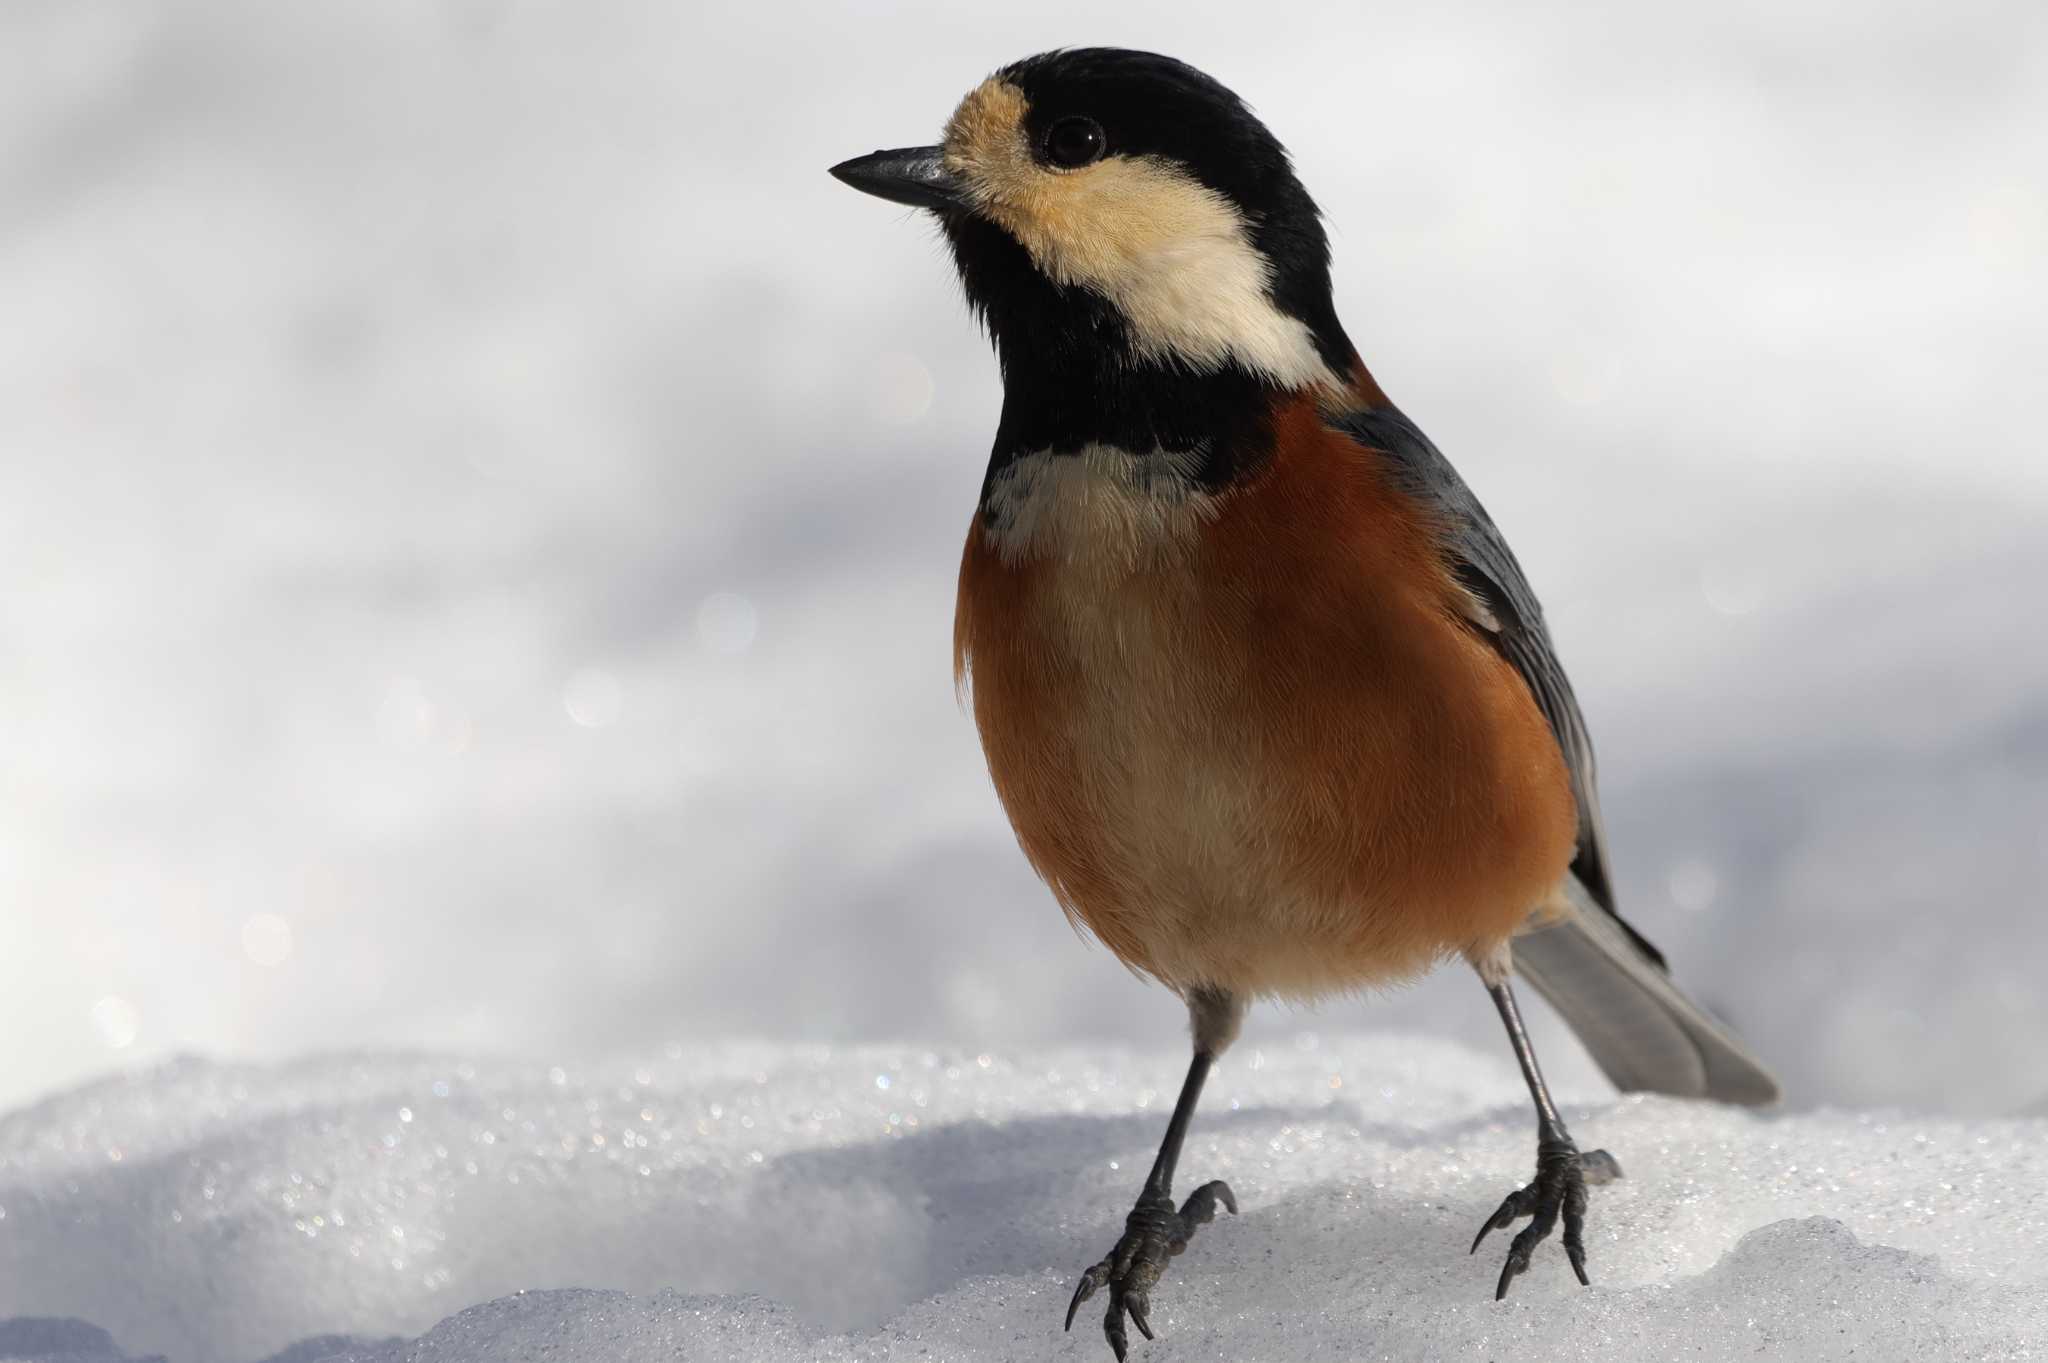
942, 78, 1034, 198
939, 77, 1231, 261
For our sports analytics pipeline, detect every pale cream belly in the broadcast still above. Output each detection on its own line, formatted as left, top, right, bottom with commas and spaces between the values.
971, 553, 1449, 997
1024, 587, 1364, 994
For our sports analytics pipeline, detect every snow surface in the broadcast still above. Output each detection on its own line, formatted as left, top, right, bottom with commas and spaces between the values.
2, 1037, 2040, 1363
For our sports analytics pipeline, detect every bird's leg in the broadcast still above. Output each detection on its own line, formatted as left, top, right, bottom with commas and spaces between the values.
1468, 950, 1623, 1299
1064, 988, 1242, 1361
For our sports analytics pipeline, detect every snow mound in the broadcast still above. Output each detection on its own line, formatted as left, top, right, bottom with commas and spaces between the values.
323, 1219, 2038, 1363
1, 1037, 2041, 1363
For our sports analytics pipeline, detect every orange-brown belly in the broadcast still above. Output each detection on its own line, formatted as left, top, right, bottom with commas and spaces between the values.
954, 433, 1577, 999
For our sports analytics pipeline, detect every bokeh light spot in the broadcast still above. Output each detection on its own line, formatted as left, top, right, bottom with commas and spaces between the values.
563, 669, 623, 728
696, 592, 758, 656
90, 996, 140, 1050
376, 678, 438, 746
865, 351, 935, 426
243, 913, 295, 967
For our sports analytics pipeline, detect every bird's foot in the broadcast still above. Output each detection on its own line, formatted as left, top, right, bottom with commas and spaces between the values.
1470, 1137, 1621, 1299
1064, 1180, 1236, 1361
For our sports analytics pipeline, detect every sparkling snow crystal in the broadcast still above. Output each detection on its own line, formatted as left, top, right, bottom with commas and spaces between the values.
1, 1038, 2040, 1362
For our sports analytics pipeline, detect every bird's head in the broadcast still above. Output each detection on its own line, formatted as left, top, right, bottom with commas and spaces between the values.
832, 49, 1357, 412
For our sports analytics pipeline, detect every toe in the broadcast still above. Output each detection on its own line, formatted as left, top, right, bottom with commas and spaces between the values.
1494, 1216, 1549, 1299
1180, 1179, 1236, 1226
1103, 1286, 1129, 1362
1127, 1291, 1155, 1341
1561, 1171, 1592, 1286
1579, 1149, 1623, 1184
1470, 1189, 1526, 1254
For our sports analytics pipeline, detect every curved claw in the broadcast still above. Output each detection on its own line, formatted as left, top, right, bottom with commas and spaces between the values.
1065, 1260, 1109, 1330
1494, 1251, 1520, 1300
1469, 1189, 1528, 1254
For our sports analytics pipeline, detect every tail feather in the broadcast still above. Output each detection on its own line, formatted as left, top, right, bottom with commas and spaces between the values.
1514, 877, 1780, 1107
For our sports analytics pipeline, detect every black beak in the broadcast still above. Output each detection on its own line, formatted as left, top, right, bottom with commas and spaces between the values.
829, 146, 970, 213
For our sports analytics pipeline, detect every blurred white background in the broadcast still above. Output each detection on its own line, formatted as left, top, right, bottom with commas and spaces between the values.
3, 0, 2043, 1117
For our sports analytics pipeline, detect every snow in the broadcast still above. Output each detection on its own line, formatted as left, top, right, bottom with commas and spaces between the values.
5, 0, 2048, 1126
2, 1038, 2041, 1363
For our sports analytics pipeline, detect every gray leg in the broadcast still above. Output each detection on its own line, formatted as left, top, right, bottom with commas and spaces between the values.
1469, 964, 1623, 1298
1064, 987, 1243, 1361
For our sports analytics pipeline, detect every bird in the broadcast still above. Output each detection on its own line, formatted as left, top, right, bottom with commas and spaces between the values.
830, 47, 1778, 1361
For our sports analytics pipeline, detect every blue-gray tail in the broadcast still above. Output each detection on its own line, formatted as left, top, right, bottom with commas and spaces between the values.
1514, 878, 1780, 1106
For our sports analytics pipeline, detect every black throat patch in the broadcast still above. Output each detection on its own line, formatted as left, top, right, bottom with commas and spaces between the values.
945, 214, 1290, 506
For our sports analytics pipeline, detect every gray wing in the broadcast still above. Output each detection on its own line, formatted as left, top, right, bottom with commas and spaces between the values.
1334, 407, 1779, 1105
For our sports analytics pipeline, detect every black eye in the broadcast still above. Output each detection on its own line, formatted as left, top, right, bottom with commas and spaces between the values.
1043, 115, 1106, 169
